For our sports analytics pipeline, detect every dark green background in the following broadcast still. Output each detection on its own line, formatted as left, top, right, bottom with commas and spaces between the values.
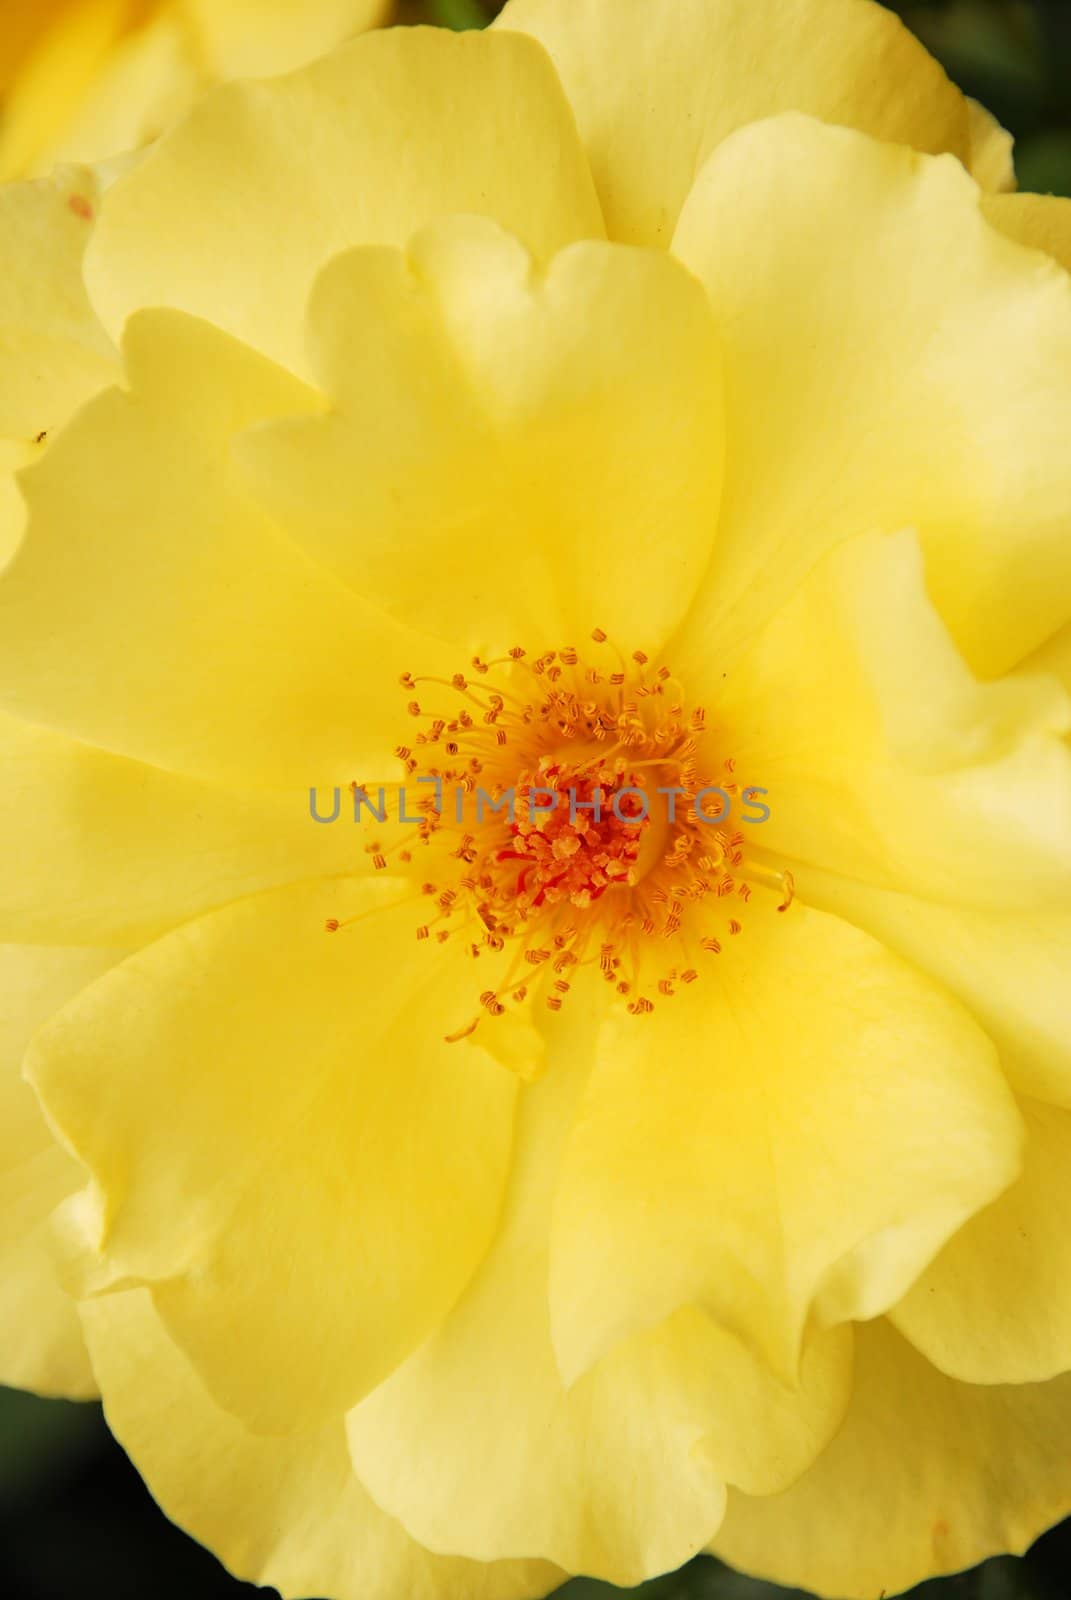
3, 2, 1070, 1597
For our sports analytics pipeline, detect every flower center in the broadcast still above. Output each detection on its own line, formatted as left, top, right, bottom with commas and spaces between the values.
335, 631, 792, 1037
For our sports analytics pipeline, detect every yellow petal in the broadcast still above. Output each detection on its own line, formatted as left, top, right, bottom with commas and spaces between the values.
0, 0, 141, 179
182, 0, 391, 78
699, 529, 1071, 909
348, 1039, 727, 1583
0, 167, 117, 440
82, 1287, 561, 1600
968, 97, 1016, 192
238, 218, 723, 652
1, 0, 394, 181
0, 308, 450, 785
0, 439, 34, 570
891, 1099, 1071, 1385
693, 1320, 853, 1503
982, 191, 1071, 275
18, 10, 202, 177
496, 0, 970, 247
0, 325, 118, 444
1030, 621, 1071, 704
349, 1007, 855, 1583
29, 879, 522, 1430
547, 893, 1021, 1390
85, 28, 604, 375
784, 865, 1071, 1110
713, 1319, 1071, 1599
0, 942, 119, 1397
672, 115, 1071, 676
0, 711, 377, 947
0, 167, 116, 568
0, 0, 71, 97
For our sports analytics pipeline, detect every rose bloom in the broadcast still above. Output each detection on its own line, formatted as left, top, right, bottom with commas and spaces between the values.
3, 2, 1071, 1597
0, 0, 390, 180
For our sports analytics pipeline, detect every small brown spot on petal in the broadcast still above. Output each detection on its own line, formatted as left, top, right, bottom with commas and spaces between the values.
68, 194, 94, 221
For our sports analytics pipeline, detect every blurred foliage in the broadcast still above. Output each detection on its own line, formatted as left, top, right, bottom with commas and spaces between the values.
890, 0, 1071, 192
423, 0, 494, 27
0, 1388, 252, 1598
3, 1, 1071, 1598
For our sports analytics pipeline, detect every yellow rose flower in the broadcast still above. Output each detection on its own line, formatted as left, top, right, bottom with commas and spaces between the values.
0, 0, 391, 180
3, 4, 1071, 1598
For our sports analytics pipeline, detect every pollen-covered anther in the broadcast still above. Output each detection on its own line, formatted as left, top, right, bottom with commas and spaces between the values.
388, 633, 790, 1040
444, 1018, 479, 1044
